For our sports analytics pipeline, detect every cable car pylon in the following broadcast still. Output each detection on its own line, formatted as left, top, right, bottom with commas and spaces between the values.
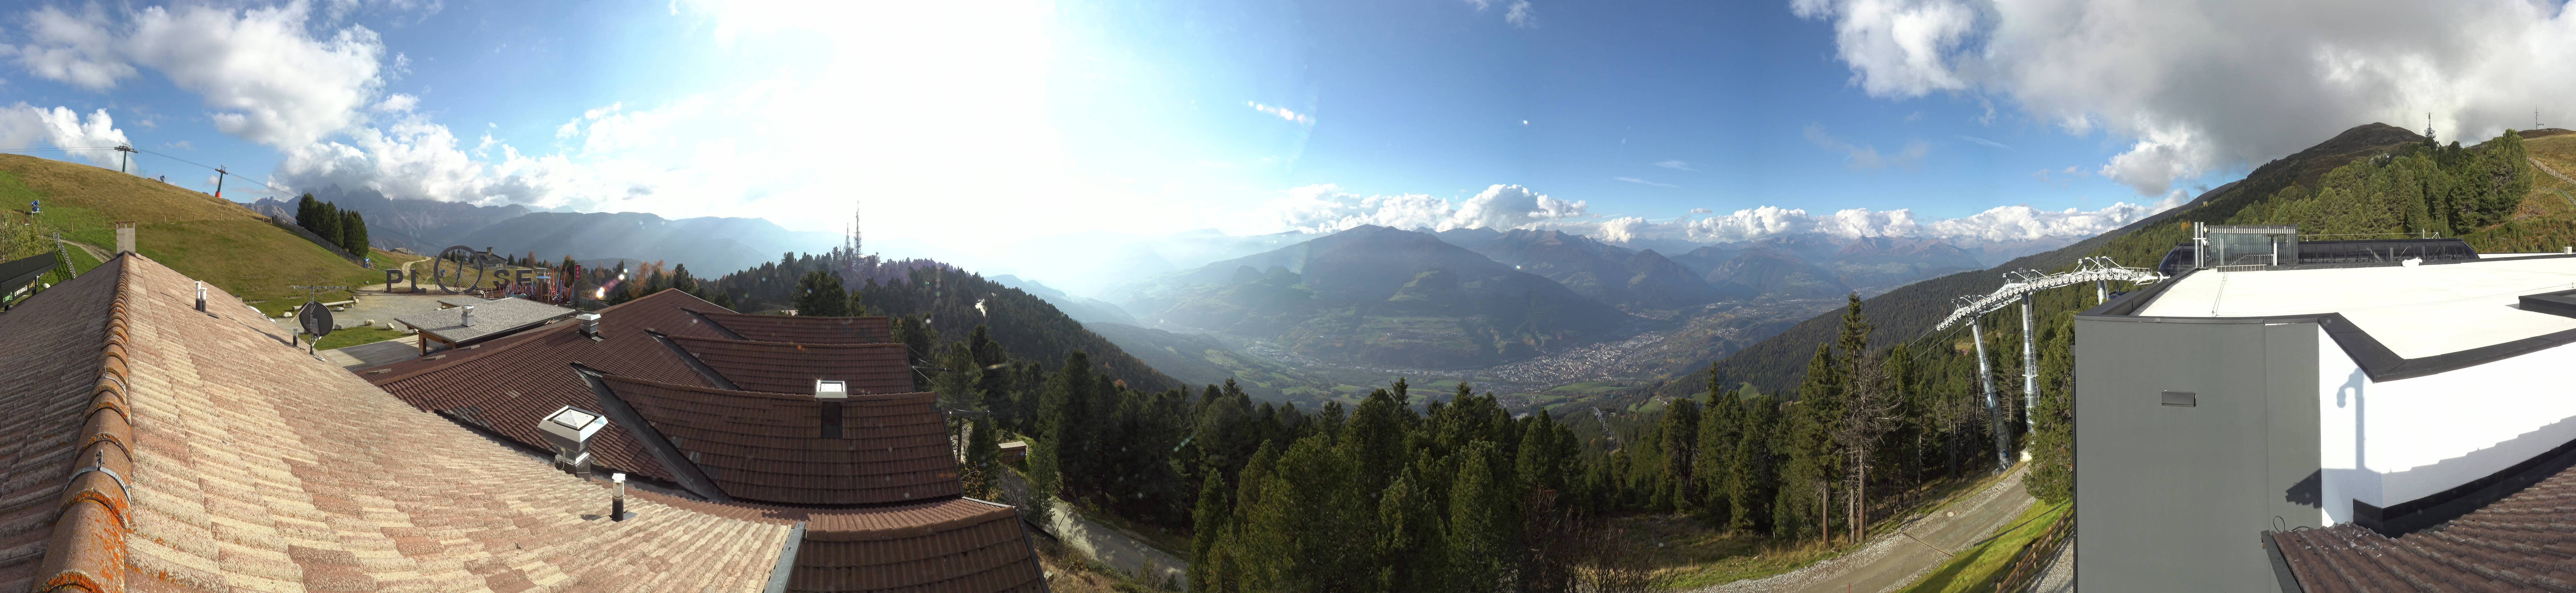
1934, 256, 2164, 472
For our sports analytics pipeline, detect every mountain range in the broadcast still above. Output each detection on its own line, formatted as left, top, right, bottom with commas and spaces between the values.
1112, 225, 1631, 368
255, 185, 838, 273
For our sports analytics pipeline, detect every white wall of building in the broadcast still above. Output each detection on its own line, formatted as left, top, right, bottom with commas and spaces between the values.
2317, 326, 2576, 525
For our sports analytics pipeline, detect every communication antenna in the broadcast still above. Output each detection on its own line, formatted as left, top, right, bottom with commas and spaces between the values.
2426, 113, 2436, 142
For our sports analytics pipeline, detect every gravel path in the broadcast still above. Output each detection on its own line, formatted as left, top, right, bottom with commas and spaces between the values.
2028, 535, 2074, 593
1687, 463, 2035, 593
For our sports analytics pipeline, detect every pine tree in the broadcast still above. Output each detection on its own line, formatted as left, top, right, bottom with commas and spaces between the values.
1448, 440, 1507, 591
340, 209, 367, 254
1697, 379, 1741, 528
313, 202, 342, 250
1189, 473, 1232, 592
932, 342, 983, 411
2026, 316, 2076, 503
1732, 392, 1779, 535
1376, 469, 1448, 592
792, 271, 850, 316
294, 193, 318, 232
1659, 397, 1701, 514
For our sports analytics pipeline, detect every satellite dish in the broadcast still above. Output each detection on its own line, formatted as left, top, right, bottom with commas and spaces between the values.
299, 301, 335, 338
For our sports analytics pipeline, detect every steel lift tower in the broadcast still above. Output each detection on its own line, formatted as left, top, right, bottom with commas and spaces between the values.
1933, 256, 2164, 471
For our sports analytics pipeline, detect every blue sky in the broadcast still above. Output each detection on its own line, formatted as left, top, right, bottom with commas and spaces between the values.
2, 0, 2571, 275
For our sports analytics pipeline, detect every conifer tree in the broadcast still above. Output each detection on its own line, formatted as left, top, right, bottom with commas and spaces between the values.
1659, 397, 1701, 513
1731, 391, 1779, 535
1447, 440, 1507, 591
340, 209, 367, 254
1189, 474, 1232, 592
792, 271, 850, 316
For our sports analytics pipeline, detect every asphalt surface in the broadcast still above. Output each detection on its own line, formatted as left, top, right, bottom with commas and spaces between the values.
1692, 463, 2037, 593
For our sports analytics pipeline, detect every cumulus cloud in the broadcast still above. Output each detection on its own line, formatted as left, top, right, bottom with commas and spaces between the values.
6, 3, 387, 148
1794, 0, 2576, 197
1805, 123, 1929, 170
1669, 199, 2175, 243
1596, 216, 1649, 243
5, 6, 134, 91
0, 104, 129, 167
1265, 183, 1586, 233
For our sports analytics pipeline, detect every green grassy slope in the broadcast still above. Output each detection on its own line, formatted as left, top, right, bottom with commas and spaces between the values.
0, 154, 380, 314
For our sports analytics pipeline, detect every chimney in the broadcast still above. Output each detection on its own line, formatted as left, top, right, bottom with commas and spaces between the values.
576, 312, 602, 338
537, 406, 608, 477
195, 281, 206, 312
113, 221, 136, 254
461, 305, 477, 327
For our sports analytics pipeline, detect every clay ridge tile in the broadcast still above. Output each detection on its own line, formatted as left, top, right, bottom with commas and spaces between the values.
28, 254, 138, 593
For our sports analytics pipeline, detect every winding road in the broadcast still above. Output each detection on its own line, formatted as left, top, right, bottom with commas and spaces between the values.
1689, 464, 2037, 593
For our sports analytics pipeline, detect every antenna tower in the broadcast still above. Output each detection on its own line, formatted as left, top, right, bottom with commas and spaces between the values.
2426, 113, 2436, 141
852, 203, 864, 256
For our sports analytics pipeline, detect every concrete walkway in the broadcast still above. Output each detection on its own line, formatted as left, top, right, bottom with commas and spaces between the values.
1691, 463, 2037, 593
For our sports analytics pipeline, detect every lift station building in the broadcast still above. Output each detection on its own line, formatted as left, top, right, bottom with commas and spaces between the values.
2077, 225, 2576, 592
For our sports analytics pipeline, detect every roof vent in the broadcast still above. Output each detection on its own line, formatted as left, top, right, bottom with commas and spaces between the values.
576, 312, 602, 339
461, 305, 478, 327
538, 405, 609, 476
814, 379, 848, 400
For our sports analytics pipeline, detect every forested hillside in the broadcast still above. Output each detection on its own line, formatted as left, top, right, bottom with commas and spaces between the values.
674, 249, 1182, 393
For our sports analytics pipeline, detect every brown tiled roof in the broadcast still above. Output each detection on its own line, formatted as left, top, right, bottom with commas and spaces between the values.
666, 334, 915, 395
615, 491, 1046, 593
9, 255, 799, 592
364, 289, 738, 483
691, 309, 895, 344
0, 255, 127, 592
795, 498, 1047, 592
2273, 463, 2576, 592
598, 375, 963, 505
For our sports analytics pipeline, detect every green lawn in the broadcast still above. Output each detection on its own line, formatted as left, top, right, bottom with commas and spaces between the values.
312, 325, 409, 350
1897, 501, 2069, 593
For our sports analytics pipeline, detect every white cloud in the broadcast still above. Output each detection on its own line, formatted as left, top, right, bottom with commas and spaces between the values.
1667, 199, 2172, 243
1597, 216, 1649, 243
0, 104, 128, 167
1688, 207, 1712, 214
1463, 0, 1537, 29
1790, 0, 1975, 97
1795, 0, 2576, 197
1804, 123, 1929, 170
1654, 159, 1694, 171
372, 93, 418, 113
5, 6, 133, 91
1614, 176, 1677, 188
1957, 135, 2009, 149
7, 4, 389, 148
1264, 183, 1586, 233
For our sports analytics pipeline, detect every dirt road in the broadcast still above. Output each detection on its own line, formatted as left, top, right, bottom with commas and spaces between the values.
1690, 464, 2036, 593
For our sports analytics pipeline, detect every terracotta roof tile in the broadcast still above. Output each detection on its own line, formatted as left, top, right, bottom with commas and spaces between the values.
691, 310, 895, 344
8, 256, 798, 592
363, 289, 739, 483
0, 255, 124, 592
2275, 460, 2576, 592
598, 375, 963, 505
666, 334, 915, 395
